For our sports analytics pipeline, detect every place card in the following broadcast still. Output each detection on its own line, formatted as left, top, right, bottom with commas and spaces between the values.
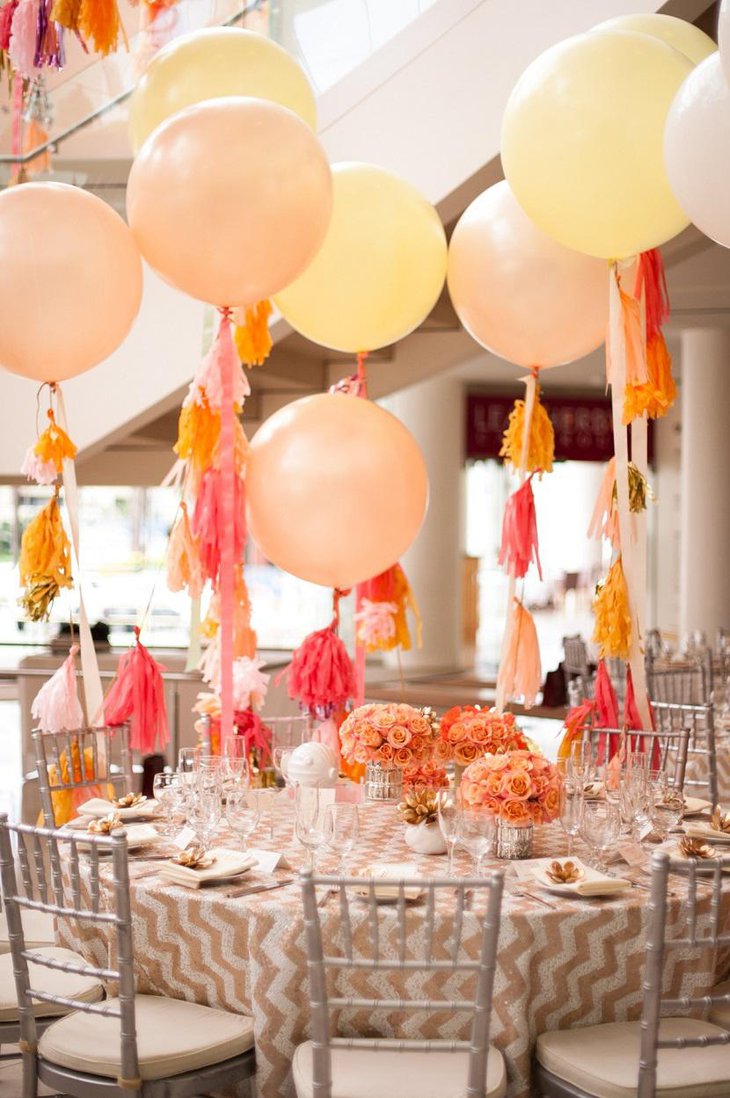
173, 826, 198, 851
615, 842, 648, 869
247, 848, 290, 874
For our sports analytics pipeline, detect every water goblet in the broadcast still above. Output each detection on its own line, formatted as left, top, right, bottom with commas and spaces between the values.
152, 771, 179, 837
579, 801, 621, 871
456, 805, 495, 877
436, 790, 460, 876
224, 737, 251, 789
225, 788, 261, 851
323, 803, 360, 873
294, 785, 327, 871
186, 785, 222, 853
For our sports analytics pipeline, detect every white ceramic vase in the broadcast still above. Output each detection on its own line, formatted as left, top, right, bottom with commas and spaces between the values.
403, 821, 447, 855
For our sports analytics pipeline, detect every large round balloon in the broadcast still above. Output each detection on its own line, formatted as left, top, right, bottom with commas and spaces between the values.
246, 394, 429, 588
665, 53, 730, 248
447, 181, 607, 368
502, 30, 693, 259
0, 183, 142, 383
126, 97, 332, 306
720, 0, 730, 85
129, 27, 317, 153
274, 162, 447, 353
594, 14, 716, 65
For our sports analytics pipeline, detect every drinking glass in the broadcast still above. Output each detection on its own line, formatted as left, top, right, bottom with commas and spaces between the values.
456, 805, 494, 877
294, 785, 327, 871
323, 804, 360, 873
579, 802, 621, 870
224, 737, 251, 788
649, 787, 684, 842
560, 788, 583, 857
186, 786, 222, 852
569, 743, 594, 787
152, 771, 178, 836
178, 748, 197, 787
225, 788, 261, 851
269, 716, 310, 784
436, 790, 460, 876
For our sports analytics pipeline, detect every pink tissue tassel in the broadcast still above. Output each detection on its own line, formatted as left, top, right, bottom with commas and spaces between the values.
495, 598, 541, 709
104, 628, 169, 753
497, 475, 542, 579
593, 660, 620, 765
284, 589, 355, 716
31, 644, 84, 732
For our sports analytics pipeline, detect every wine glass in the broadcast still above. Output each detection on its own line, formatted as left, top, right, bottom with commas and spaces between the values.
436, 790, 460, 876
569, 742, 594, 788
152, 771, 179, 837
294, 784, 327, 871
224, 737, 251, 788
186, 785, 222, 853
323, 804, 360, 873
456, 805, 494, 877
560, 787, 583, 857
225, 788, 261, 851
579, 802, 621, 871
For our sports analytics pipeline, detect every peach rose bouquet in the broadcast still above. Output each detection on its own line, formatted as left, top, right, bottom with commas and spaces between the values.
460, 750, 563, 826
340, 703, 439, 770
439, 706, 528, 767
402, 758, 449, 792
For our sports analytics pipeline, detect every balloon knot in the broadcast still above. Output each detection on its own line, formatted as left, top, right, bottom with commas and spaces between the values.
218, 306, 233, 321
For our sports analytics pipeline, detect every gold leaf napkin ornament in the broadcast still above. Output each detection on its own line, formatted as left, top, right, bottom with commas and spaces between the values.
171, 847, 216, 870
88, 813, 123, 835
398, 789, 438, 826
679, 837, 713, 860
710, 807, 730, 835
545, 860, 584, 884
112, 793, 147, 809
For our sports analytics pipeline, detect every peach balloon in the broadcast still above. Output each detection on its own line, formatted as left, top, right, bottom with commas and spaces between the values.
246, 394, 429, 588
0, 183, 142, 383
447, 181, 608, 368
126, 97, 332, 306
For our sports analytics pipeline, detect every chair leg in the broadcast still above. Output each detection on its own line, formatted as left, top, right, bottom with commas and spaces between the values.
21, 1048, 38, 1098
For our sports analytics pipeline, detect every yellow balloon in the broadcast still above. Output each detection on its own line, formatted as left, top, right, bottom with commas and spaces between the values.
594, 14, 717, 66
129, 27, 317, 153
274, 162, 447, 353
502, 30, 693, 259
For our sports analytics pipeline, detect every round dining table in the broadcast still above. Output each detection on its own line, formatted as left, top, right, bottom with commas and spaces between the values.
56, 796, 730, 1098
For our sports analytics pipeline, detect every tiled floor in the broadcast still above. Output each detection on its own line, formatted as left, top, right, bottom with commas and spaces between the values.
0, 1051, 54, 1097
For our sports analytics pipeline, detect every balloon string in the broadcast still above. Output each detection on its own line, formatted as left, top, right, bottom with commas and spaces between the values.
356, 351, 369, 397
331, 586, 351, 631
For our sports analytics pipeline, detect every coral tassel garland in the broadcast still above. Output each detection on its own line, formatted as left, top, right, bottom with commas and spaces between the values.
355, 563, 421, 652
191, 467, 246, 584
495, 599, 541, 709
19, 492, 73, 621
31, 644, 84, 732
234, 300, 273, 367
104, 628, 169, 753
593, 557, 632, 661
166, 502, 204, 599
498, 475, 542, 580
284, 590, 355, 715
500, 385, 554, 476
587, 457, 620, 548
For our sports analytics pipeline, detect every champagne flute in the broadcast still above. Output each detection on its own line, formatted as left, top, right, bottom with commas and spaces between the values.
294, 785, 327, 871
323, 804, 360, 873
437, 790, 460, 876
224, 737, 251, 788
560, 787, 583, 857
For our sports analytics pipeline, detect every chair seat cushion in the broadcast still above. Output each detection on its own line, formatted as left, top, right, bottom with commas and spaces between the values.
709, 980, 730, 1030
39, 994, 255, 1081
0, 947, 103, 1022
0, 909, 56, 954
537, 1018, 730, 1098
292, 1042, 507, 1098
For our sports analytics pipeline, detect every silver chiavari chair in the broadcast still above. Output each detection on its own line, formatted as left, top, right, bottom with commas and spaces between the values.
652, 702, 718, 809
33, 724, 135, 828
0, 814, 257, 1098
296, 869, 507, 1098
647, 663, 710, 705
536, 849, 730, 1097
576, 725, 690, 794
562, 635, 594, 702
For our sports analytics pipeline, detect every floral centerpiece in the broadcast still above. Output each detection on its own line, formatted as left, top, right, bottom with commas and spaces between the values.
439, 706, 528, 768
403, 759, 449, 793
339, 703, 439, 801
460, 750, 562, 859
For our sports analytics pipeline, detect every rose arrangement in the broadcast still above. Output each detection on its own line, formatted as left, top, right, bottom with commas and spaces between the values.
439, 706, 528, 767
403, 759, 449, 792
339, 703, 439, 770
460, 750, 562, 826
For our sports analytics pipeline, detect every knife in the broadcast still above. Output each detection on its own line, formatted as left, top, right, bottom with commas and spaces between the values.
225, 878, 294, 899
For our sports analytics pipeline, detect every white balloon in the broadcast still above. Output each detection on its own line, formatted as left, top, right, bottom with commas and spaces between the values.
720, 0, 730, 86
665, 52, 730, 247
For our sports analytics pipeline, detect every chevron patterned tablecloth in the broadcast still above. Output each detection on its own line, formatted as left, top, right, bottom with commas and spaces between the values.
57, 799, 730, 1098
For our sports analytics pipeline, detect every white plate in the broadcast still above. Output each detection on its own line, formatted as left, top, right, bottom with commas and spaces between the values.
353, 862, 424, 903
158, 848, 257, 889
683, 822, 730, 845
682, 797, 714, 818
659, 840, 730, 873
64, 822, 161, 851
531, 858, 632, 898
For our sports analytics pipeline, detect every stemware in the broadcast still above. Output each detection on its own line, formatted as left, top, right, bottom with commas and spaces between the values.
560, 787, 583, 857
579, 801, 621, 870
294, 784, 327, 871
224, 737, 251, 788
323, 803, 360, 873
568, 743, 594, 787
436, 790, 460, 876
186, 785, 223, 853
225, 788, 261, 851
269, 716, 310, 784
456, 805, 495, 877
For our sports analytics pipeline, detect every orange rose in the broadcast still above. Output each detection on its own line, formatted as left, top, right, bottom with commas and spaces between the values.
501, 799, 531, 826
455, 741, 481, 766
470, 720, 491, 744
394, 746, 414, 768
484, 771, 505, 797
447, 721, 469, 744
409, 716, 430, 735
361, 727, 383, 748
387, 725, 412, 748
503, 771, 533, 801
433, 739, 453, 762
542, 781, 562, 821
354, 744, 370, 765
372, 709, 396, 731
378, 742, 394, 763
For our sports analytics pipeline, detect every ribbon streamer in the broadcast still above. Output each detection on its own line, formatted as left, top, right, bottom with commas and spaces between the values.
54, 387, 104, 727
217, 310, 236, 752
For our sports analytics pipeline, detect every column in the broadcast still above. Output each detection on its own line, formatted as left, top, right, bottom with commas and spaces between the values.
679, 328, 730, 640
380, 375, 464, 670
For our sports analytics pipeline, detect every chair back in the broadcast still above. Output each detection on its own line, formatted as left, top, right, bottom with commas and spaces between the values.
648, 663, 709, 705
33, 724, 134, 827
577, 725, 690, 792
562, 635, 593, 700
0, 814, 139, 1086
639, 850, 730, 1097
299, 870, 504, 1098
653, 702, 718, 808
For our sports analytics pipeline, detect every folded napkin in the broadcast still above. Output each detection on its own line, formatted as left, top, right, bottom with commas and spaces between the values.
583, 781, 605, 800
78, 797, 160, 822
63, 821, 160, 849
531, 858, 631, 897
158, 848, 257, 889
684, 821, 730, 845
354, 862, 423, 901
682, 797, 713, 817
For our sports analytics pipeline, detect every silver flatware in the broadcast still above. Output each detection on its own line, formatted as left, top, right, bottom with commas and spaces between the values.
513, 887, 560, 910
225, 878, 294, 899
